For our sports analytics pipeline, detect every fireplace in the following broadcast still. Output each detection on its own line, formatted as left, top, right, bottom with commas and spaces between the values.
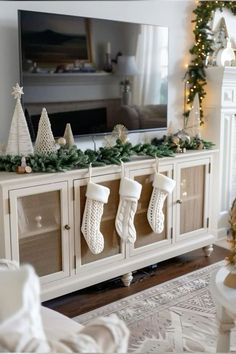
27, 107, 108, 141
25, 98, 121, 140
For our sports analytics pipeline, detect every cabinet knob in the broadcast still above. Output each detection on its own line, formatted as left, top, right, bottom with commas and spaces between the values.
64, 224, 71, 230
176, 199, 183, 204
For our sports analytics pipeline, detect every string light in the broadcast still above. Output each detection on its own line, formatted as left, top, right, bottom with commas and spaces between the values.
184, 0, 236, 124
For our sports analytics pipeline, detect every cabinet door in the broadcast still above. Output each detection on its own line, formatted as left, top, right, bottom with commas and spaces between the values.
175, 159, 210, 241
129, 165, 173, 256
74, 173, 125, 272
9, 182, 70, 284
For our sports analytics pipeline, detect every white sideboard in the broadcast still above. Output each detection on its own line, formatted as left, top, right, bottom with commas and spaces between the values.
204, 67, 236, 239
0, 150, 216, 301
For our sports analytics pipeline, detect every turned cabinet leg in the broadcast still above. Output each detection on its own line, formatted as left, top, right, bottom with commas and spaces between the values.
202, 244, 214, 257
121, 272, 133, 287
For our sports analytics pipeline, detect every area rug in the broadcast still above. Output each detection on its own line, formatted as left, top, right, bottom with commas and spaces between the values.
74, 262, 236, 353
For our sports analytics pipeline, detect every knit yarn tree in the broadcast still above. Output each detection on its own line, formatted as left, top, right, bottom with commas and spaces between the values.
6, 84, 33, 156
34, 108, 57, 154
63, 123, 75, 148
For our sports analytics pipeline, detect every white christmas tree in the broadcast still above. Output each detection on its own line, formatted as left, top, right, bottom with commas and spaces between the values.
6, 83, 34, 156
63, 123, 75, 147
34, 108, 57, 154
185, 93, 201, 138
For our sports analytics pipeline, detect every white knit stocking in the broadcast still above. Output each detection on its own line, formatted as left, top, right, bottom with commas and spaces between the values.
115, 177, 142, 244
147, 173, 176, 234
81, 181, 110, 254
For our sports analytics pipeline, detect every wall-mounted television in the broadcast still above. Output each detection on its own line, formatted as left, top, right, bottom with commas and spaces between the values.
18, 10, 168, 140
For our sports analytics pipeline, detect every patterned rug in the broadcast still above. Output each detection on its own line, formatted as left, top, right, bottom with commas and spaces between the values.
74, 262, 236, 353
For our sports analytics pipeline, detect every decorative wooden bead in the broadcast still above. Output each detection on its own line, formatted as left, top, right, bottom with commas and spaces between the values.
25, 166, 32, 173
57, 137, 66, 146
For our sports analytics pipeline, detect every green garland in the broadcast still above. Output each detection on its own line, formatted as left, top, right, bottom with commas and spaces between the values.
152, 135, 214, 152
0, 147, 87, 173
184, 1, 236, 125
0, 137, 215, 173
0, 140, 174, 173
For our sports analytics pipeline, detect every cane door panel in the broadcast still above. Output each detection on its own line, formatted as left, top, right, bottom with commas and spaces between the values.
74, 173, 124, 272
175, 158, 210, 241
129, 164, 174, 256
9, 182, 70, 284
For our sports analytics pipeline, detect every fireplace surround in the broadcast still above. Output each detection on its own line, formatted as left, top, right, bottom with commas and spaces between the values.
27, 107, 108, 141
204, 66, 236, 239
25, 98, 121, 140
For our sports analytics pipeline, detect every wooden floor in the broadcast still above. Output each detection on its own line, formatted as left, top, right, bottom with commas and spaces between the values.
43, 245, 228, 318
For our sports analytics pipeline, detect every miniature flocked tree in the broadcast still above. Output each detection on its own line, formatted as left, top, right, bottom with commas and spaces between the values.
34, 108, 57, 155
6, 84, 34, 156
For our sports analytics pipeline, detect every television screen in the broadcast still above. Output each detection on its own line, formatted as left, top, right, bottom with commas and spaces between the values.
18, 10, 168, 139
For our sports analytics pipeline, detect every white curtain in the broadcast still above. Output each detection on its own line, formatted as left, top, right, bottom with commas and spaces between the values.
132, 25, 168, 106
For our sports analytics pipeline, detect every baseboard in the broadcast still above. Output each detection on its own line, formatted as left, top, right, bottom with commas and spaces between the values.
214, 239, 230, 250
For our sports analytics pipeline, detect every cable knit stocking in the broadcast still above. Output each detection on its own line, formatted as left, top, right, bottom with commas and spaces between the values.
81, 181, 110, 254
115, 177, 142, 244
147, 173, 176, 234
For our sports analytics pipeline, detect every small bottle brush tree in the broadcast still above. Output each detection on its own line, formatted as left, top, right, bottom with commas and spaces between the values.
225, 198, 236, 268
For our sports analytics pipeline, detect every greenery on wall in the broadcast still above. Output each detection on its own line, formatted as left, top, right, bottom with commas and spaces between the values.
184, 1, 236, 125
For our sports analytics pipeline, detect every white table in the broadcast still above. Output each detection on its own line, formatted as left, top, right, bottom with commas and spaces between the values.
210, 267, 236, 352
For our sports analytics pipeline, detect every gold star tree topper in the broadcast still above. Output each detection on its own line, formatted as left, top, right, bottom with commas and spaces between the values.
12, 83, 24, 100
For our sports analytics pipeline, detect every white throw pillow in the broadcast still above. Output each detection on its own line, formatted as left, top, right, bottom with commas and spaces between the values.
0, 261, 129, 353
0, 265, 50, 353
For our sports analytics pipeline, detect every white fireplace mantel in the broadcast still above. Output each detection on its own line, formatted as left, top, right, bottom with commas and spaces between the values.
23, 71, 119, 86
23, 71, 121, 103
204, 66, 236, 239
206, 66, 236, 83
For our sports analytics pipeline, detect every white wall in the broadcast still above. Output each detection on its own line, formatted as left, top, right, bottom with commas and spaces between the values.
0, 0, 195, 149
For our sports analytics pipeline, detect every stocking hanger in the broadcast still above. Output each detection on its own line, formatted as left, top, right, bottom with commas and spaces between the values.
88, 163, 92, 182
121, 160, 125, 177
154, 156, 160, 173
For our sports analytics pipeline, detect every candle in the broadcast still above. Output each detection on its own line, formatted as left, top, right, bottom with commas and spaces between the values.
107, 42, 111, 54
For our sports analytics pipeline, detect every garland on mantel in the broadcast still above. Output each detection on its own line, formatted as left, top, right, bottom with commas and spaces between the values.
184, 1, 236, 125
152, 135, 214, 151
0, 137, 214, 173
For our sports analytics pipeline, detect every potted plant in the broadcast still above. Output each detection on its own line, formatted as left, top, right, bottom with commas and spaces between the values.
224, 198, 236, 288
